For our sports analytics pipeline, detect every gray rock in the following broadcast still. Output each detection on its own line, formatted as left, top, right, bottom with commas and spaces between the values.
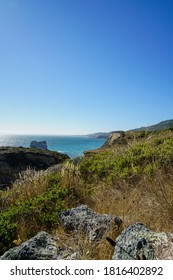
59, 204, 122, 242
30, 140, 48, 150
0, 231, 82, 260
112, 222, 173, 260
0, 232, 58, 260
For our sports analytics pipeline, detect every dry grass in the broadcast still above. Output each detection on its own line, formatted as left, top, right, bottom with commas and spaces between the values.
0, 168, 48, 210
88, 170, 173, 235
52, 219, 120, 260
1, 130, 173, 258
142, 170, 173, 231
59, 156, 173, 236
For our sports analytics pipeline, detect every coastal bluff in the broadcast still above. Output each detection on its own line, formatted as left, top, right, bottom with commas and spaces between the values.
0, 146, 69, 189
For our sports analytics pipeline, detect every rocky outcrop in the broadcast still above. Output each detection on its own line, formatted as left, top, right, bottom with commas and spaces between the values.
84, 131, 127, 155
102, 131, 127, 148
30, 140, 48, 150
0, 147, 69, 188
59, 204, 122, 242
112, 222, 173, 260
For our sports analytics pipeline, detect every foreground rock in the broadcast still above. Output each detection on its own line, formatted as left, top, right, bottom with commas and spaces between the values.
0, 147, 69, 188
0, 232, 57, 260
1, 205, 122, 260
1, 208, 173, 259
0, 231, 82, 260
30, 140, 48, 150
112, 222, 173, 260
59, 204, 122, 241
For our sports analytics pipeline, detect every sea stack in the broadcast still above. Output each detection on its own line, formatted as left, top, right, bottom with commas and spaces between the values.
30, 140, 48, 150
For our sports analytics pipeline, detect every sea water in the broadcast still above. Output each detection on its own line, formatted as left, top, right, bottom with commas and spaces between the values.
0, 135, 105, 158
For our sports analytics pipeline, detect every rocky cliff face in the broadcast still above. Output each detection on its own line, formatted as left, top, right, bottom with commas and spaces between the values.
102, 131, 127, 148
0, 147, 69, 189
84, 131, 127, 155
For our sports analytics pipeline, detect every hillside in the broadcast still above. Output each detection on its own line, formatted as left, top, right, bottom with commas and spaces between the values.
87, 119, 173, 139
131, 119, 173, 132
1, 128, 173, 259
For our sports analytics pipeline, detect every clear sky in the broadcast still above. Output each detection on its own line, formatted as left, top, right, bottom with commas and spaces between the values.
0, 0, 173, 135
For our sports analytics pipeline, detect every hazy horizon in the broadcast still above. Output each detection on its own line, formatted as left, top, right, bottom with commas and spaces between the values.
1, 118, 172, 136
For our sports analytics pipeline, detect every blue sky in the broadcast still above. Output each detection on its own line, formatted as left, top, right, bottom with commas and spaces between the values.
0, 0, 173, 135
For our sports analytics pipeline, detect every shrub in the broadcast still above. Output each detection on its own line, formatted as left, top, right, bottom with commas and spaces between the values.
0, 171, 69, 255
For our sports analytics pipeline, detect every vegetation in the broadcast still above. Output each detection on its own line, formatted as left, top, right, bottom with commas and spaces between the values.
1, 128, 173, 258
0, 171, 70, 254
131, 119, 173, 132
80, 129, 173, 183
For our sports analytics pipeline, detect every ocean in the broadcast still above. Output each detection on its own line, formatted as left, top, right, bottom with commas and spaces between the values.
0, 135, 105, 158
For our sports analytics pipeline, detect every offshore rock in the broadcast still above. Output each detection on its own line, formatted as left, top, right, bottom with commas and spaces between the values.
59, 204, 122, 242
112, 222, 173, 260
30, 140, 48, 150
0, 146, 69, 188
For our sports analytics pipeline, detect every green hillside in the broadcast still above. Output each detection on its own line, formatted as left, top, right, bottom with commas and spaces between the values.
130, 119, 173, 132
1, 128, 173, 258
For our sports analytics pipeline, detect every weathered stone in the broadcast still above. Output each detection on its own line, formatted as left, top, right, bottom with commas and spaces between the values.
0, 231, 83, 260
30, 140, 48, 150
112, 222, 173, 260
0, 232, 58, 260
59, 204, 122, 241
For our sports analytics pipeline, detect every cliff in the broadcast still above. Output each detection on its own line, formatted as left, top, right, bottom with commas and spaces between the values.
101, 131, 127, 148
0, 147, 69, 189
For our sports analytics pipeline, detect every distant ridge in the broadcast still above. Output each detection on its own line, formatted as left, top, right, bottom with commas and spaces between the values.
130, 119, 173, 132
87, 119, 173, 139
87, 132, 109, 139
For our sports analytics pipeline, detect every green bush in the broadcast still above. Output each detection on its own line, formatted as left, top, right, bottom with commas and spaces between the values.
79, 135, 173, 184
0, 174, 69, 255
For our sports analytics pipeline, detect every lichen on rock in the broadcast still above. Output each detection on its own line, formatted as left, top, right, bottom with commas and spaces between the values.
112, 222, 173, 260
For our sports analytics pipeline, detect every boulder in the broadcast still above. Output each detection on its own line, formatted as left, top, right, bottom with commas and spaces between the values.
0, 231, 81, 260
59, 204, 122, 242
30, 140, 48, 150
0, 232, 57, 260
0, 147, 69, 188
112, 222, 173, 260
